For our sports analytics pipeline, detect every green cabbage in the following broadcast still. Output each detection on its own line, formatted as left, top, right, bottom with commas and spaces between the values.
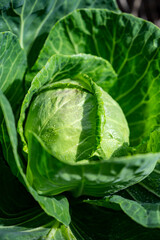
1, 1, 160, 239
24, 79, 129, 163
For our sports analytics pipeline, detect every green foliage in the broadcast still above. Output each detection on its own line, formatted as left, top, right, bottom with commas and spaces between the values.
0, 0, 119, 66
30, 9, 160, 147
1, 1, 160, 239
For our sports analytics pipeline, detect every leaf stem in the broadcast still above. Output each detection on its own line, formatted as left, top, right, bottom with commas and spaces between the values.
45, 220, 60, 240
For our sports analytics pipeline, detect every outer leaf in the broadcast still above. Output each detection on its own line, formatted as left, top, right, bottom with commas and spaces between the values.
0, 206, 54, 240
32, 9, 160, 146
0, 217, 53, 240
0, 152, 74, 240
0, 0, 119, 66
85, 195, 160, 228
26, 131, 159, 197
0, 31, 26, 177
0, 205, 75, 240
0, 31, 26, 108
0, 148, 54, 240
85, 161, 160, 228
0, 119, 20, 176
0, 89, 70, 226
0, 1, 10, 10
